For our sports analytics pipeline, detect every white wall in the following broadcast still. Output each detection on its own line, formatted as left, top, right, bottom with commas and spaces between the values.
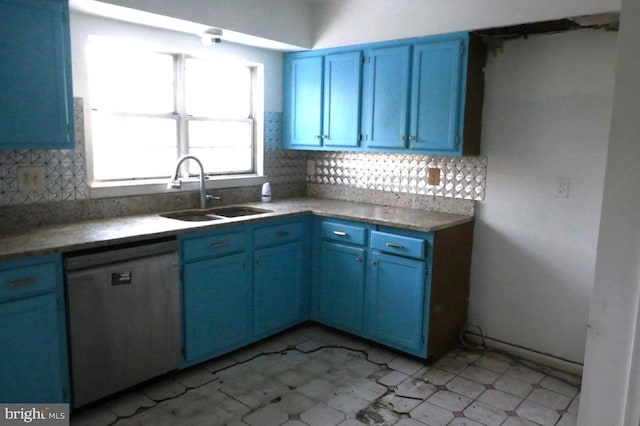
310, 0, 620, 48
92, 0, 314, 48
579, 0, 640, 422
468, 29, 617, 364
70, 12, 284, 112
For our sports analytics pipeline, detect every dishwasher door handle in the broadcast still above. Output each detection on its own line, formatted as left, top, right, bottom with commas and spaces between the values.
111, 271, 132, 286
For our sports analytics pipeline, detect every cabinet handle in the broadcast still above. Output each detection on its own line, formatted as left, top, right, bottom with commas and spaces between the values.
332, 231, 348, 237
386, 242, 405, 249
399, 135, 406, 141
211, 242, 228, 249
275, 231, 290, 238
322, 134, 329, 139
8, 277, 37, 288
355, 257, 363, 263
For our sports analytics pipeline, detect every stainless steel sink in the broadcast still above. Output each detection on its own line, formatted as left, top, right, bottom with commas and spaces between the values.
208, 206, 273, 217
160, 206, 273, 222
160, 211, 227, 222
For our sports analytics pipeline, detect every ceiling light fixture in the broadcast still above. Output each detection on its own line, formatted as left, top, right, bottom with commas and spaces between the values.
200, 28, 223, 46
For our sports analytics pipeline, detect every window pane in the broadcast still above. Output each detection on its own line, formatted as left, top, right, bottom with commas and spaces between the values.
92, 115, 178, 180
188, 120, 253, 174
185, 59, 251, 118
88, 43, 174, 114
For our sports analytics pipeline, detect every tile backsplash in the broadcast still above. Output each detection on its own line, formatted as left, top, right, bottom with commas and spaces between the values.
306, 152, 487, 201
0, 103, 487, 230
0, 98, 88, 205
263, 112, 308, 185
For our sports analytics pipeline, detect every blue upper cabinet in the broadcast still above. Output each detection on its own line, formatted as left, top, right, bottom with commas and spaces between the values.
283, 56, 323, 148
322, 51, 362, 148
361, 45, 411, 149
0, 0, 74, 149
283, 32, 484, 156
409, 40, 464, 153
283, 50, 362, 149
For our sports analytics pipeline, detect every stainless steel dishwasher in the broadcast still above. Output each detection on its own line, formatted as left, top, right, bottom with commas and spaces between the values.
65, 239, 181, 408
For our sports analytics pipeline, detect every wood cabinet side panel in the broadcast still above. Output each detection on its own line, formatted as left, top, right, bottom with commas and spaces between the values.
428, 222, 474, 359
461, 35, 486, 156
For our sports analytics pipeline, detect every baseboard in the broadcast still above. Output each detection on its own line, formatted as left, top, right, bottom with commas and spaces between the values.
464, 332, 584, 378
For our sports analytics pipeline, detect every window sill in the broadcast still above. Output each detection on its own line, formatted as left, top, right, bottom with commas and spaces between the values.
89, 174, 269, 199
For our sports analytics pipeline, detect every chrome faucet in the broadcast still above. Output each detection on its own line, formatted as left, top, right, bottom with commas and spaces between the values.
167, 155, 220, 209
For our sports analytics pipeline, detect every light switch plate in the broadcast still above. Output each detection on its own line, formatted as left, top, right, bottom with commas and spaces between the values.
18, 166, 45, 192
306, 160, 316, 175
554, 176, 570, 198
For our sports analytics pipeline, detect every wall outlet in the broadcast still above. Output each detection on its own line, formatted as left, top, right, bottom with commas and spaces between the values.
18, 166, 45, 192
554, 176, 570, 198
427, 167, 441, 186
306, 160, 316, 175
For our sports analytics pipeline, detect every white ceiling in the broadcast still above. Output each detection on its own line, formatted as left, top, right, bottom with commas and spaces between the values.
70, 0, 622, 50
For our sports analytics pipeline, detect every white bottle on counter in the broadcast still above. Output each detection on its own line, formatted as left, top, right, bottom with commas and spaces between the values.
261, 182, 272, 202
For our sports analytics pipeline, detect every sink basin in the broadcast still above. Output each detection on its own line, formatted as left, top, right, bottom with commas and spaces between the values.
160, 206, 273, 222
160, 211, 227, 222
209, 206, 273, 217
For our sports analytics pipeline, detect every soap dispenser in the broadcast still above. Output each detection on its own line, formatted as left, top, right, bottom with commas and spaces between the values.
261, 182, 272, 202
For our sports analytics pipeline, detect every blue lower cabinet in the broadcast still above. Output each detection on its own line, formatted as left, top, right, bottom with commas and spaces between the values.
0, 255, 69, 403
366, 251, 428, 357
254, 241, 304, 338
0, 294, 67, 403
182, 252, 252, 366
313, 242, 366, 334
181, 218, 310, 366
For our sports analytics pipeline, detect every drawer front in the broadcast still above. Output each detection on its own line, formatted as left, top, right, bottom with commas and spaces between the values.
370, 231, 425, 259
254, 221, 303, 249
0, 262, 57, 301
182, 231, 247, 262
320, 221, 367, 246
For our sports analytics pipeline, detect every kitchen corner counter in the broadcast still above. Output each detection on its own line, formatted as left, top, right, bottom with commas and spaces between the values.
0, 198, 472, 260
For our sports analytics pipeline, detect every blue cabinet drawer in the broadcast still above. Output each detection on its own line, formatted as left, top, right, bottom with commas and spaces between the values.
320, 221, 367, 246
0, 261, 57, 302
182, 231, 247, 262
370, 231, 425, 259
254, 221, 303, 249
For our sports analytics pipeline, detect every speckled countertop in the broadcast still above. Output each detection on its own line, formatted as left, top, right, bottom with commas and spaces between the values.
0, 198, 472, 260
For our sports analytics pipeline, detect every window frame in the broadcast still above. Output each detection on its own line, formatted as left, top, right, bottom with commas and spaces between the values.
85, 43, 266, 197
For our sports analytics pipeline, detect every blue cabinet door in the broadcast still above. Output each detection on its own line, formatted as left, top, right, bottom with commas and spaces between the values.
314, 242, 366, 334
0, 293, 67, 402
409, 40, 464, 154
283, 56, 323, 148
182, 253, 252, 365
362, 45, 411, 149
366, 251, 427, 357
323, 51, 362, 148
254, 241, 303, 338
0, 0, 74, 149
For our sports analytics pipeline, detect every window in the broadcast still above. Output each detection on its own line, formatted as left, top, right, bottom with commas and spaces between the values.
87, 41, 257, 183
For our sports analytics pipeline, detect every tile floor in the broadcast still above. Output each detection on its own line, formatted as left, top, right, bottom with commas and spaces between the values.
70, 324, 581, 426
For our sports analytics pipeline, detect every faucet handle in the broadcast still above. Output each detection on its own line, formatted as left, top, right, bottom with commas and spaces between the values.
167, 179, 182, 189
